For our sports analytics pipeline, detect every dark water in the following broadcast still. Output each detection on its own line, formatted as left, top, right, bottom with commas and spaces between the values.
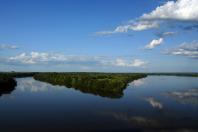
0, 76, 198, 132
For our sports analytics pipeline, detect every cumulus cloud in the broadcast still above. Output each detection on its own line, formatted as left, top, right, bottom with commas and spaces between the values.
9, 52, 63, 64
7, 52, 147, 68
141, 0, 198, 21
145, 31, 176, 50
8, 52, 99, 64
96, 0, 198, 35
145, 38, 164, 49
0, 44, 18, 50
164, 41, 198, 58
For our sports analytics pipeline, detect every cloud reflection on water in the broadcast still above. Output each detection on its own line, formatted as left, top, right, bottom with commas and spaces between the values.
16, 77, 66, 93
166, 88, 198, 105
100, 112, 159, 128
129, 79, 145, 87
145, 97, 163, 109
100, 112, 197, 132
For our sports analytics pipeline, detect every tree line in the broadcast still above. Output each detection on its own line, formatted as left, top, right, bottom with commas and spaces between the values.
34, 73, 147, 98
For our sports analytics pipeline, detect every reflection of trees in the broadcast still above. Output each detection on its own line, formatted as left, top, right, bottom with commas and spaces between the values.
0, 76, 16, 97
0, 72, 36, 97
34, 73, 147, 98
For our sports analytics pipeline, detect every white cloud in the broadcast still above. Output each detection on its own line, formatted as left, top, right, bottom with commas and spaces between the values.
10, 52, 56, 64
164, 41, 198, 58
9, 53, 35, 64
145, 38, 164, 49
8, 52, 97, 64
144, 31, 175, 50
113, 58, 146, 67
130, 20, 159, 31
141, 0, 198, 21
96, 0, 198, 35
130, 59, 146, 67
7, 52, 147, 68
0, 44, 18, 50
96, 20, 160, 35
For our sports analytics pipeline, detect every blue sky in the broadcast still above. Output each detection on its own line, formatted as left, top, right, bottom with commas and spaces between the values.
0, 0, 198, 72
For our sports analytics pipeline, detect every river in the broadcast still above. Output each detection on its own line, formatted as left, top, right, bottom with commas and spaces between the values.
0, 76, 198, 132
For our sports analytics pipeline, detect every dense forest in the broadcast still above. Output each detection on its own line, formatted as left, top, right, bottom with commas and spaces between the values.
34, 73, 147, 98
0, 72, 37, 78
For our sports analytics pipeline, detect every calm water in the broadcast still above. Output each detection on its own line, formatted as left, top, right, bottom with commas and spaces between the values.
0, 76, 198, 132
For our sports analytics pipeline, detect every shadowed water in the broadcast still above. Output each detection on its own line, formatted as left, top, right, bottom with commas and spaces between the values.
0, 76, 197, 132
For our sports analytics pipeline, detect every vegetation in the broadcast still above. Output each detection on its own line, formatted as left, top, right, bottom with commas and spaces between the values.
0, 72, 37, 78
0, 74, 16, 96
0, 72, 36, 96
0, 71, 197, 98
147, 73, 198, 77
34, 73, 147, 98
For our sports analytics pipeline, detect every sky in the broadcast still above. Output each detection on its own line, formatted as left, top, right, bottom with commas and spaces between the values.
0, 0, 198, 72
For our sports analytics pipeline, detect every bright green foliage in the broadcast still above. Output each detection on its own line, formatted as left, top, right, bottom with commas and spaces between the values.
34, 73, 147, 98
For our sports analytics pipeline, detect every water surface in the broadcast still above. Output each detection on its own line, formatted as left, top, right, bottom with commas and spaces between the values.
0, 76, 198, 132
